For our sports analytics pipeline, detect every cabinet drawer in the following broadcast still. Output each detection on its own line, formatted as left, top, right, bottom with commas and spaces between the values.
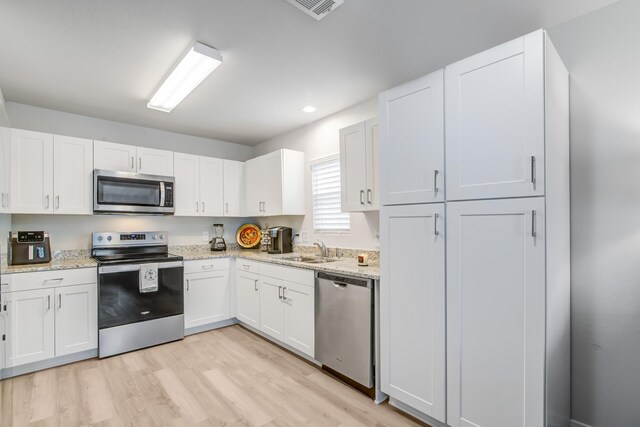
184, 258, 229, 274
261, 263, 314, 287
6, 268, 97, 292
236, 259, 261, 275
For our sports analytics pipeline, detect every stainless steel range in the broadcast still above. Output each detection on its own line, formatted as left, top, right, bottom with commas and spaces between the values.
92, 231, 184, 358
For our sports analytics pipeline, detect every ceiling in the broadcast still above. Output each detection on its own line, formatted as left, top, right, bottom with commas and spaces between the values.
0, 0, 620, 145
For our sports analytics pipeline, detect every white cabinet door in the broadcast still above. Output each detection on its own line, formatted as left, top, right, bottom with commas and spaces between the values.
5, 288, 55, 367
10, 129, 54, 213
199, 156, 224, 217
379, 69, 444, 205
174, 152, 201, 216
380, 203, 445, 421
340, 122, 368, 212
262, 151, 283, 216
446, 198, 545, 427
93, 140, 137, 172
445, 31, 544, 201
223, 160, 242, 216
283, 281, 314, 357
54, 284, 97, 356
243, 156, 264, 216
0, 127, 10, 213
185, 270, 230, 329
365, 118, 379, 210
259, 276, 285, 341
53, 135, 93, 215
236, 270, 260, 328
137, 147, 174, 176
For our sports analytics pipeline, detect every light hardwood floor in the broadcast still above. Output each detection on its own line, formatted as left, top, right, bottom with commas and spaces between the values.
0, 325, 427, 426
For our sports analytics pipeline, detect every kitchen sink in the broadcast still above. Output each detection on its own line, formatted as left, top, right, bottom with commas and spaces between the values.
281, 255, 338, 264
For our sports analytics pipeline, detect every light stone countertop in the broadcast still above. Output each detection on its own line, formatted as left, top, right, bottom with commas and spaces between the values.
1, 246, 380, 280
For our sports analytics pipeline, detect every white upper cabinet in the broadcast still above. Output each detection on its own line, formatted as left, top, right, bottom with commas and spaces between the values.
94, 140, 173, 175
136, 146, 174, 176
93, 140, 137, 172
339, 118, 379, 211
243, 149, 305, 217
10, 129, 55, 214
199, 156, 224, 217
380, 203, 446, 422
53, 135, 93, 215
445, 31, 545, 201
446, 198, 545, 427
0, 127, 10, 213
379, 69, 444, 205
223, 160, 243, 216
174, 153, 223, 217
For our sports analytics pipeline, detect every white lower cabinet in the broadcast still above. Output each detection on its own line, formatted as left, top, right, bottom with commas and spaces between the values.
380, 203, 446, 422
184, 264, 231, 330
5, 288, 55, 367
282, 281, 314, 356
54, 284, 98, 356
259, 276, 286, 341
4, 269, 98, 369
446, 198, 546, 427
236, 269, 261, 329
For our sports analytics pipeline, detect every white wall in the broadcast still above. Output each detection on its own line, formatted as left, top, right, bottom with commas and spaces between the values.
11, 215, 249, 251
6, 102, 253, 161
253, 97, 380, 250
548, 1, 640, 426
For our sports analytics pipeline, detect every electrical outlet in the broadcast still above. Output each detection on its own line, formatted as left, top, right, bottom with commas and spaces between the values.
202, 231, 210, 242
300, 231, 309, 243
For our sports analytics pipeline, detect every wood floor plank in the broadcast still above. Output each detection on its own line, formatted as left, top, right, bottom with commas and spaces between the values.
1, 325, 427, 427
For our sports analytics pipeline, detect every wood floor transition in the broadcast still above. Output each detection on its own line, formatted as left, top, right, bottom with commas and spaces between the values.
0, 325, 427, 426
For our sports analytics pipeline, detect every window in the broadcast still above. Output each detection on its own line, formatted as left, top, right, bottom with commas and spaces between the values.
311, 155, 350, 232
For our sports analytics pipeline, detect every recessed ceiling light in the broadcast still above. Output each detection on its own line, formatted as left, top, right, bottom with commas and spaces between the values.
148, 42, 222, 113
302, 105, 317, 113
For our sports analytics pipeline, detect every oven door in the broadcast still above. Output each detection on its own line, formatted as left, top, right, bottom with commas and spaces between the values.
93, 169, 175, 214
98, 261, 184, 329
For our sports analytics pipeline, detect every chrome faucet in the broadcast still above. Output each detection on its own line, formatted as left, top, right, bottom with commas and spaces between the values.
314, 240, 329, 258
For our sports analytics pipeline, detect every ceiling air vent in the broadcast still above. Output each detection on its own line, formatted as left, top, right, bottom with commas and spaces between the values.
285, 0, 344, 20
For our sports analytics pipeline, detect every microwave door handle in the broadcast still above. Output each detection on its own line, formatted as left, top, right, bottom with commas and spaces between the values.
160, 182, 166, 207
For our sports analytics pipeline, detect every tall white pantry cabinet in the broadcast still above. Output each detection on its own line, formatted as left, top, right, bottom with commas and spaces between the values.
379, 29, 570, 427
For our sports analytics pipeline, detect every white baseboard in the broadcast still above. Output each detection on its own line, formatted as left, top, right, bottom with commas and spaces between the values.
571, 420, 593, 427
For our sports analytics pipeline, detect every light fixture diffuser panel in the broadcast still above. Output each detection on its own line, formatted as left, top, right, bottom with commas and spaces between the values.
285, 0, 344, 20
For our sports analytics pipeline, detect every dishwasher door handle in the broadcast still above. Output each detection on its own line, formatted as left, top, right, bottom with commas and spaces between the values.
333, 282, 348, 288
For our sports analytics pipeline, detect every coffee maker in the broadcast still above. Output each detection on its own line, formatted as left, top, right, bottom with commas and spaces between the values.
267, 226, 293, 254
210, 224, 226, 251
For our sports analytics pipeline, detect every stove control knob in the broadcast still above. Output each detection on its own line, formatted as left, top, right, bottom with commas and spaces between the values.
152, 234, 158, 240
107, 235, 112, 242
159, 234, 165, 240
97, 235, 104, 242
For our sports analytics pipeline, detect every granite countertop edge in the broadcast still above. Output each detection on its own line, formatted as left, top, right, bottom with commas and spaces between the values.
1, 249, 380, 280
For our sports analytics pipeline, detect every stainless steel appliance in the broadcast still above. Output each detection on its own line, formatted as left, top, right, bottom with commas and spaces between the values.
210, 224, 226, 251
93, 169, 175, 215
93, 231, 184, 357
7, 231, 52, 265
315, 272, 374, 389
267, 226, 293, 254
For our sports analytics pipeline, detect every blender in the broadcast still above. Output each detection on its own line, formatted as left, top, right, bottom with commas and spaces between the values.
210, 224, 227, 251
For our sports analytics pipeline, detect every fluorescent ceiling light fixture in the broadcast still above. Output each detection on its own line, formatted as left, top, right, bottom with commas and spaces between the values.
302, 105, 317, 113
147, 42, 222, 113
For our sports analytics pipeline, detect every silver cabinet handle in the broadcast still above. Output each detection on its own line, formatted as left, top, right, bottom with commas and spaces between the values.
202, 202, 205, 212
360, 190, 365, 205
282, 287, 287, 301
278, 286, 283, 300
131, 156, 135, 169
196, 202, 199, 212
58, 294, 62, 309
45, 195, 50, 209
531, 156, 536, 188
45, 278, 64, 283
434, 213, 439, 236
434, 170, 439, 194
254, 279, 259, 291
531, 210, 537, 238
225, 202, 229, 213
138, 157, 142, 170
56, 195, 60, 209
1, 193, 5, 207
186, 279, 190, 291
47, 295, 51, 311
367, 189, 372, 204
202, 264, 214, 270
242, 264, 250, 270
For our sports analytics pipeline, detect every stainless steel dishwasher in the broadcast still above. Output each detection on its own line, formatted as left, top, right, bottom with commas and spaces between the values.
315, 271, 374, 388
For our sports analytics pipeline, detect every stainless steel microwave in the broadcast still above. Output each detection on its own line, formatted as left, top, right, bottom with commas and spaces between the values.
93, 169, 175, 214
